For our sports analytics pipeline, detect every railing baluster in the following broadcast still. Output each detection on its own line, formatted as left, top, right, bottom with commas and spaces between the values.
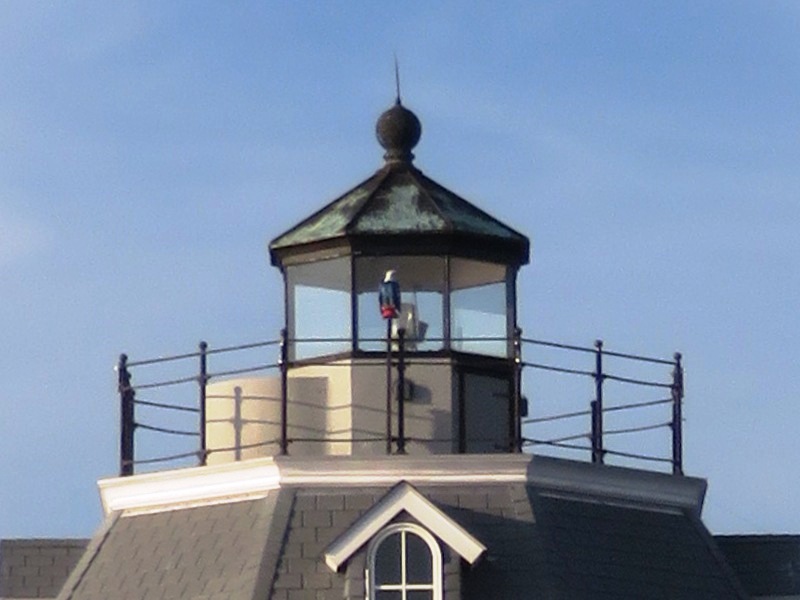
198, 341, 208, 466
396, 328, 407, 455
386, 319, 393, 455
592, 339, 605, 464
671, 352, 684, 475
279, 329, 289, 455
512, 327, 523, 453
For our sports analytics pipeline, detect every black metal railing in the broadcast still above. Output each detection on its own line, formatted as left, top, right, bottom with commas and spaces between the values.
116, 330, 684, 477
518, 336, 683, 473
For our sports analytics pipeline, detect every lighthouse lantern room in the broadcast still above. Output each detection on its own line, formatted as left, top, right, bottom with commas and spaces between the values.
228, 99, 532, 458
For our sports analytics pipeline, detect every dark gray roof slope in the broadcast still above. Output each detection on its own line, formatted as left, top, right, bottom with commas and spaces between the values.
57, 492, 292, 600
0, 539, 88, 598
532, 493, 747, 599
58, 480, 746, 599
717, 535, 800, 598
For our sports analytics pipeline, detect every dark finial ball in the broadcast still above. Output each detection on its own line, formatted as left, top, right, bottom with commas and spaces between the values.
376, 101, 422, 163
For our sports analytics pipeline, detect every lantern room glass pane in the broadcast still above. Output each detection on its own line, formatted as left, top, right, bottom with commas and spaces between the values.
287, 257, 351, 360
356, 256, 444, 352
450, 259, 509, 357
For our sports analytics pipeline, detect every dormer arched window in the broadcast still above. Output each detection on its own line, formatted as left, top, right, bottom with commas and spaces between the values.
366, 523, 442, 600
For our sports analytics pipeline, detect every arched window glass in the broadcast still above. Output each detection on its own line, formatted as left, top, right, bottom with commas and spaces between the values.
367, 523, 442, 600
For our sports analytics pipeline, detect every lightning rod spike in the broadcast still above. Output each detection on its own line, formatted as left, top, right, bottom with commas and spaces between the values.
394, 54, 401, 105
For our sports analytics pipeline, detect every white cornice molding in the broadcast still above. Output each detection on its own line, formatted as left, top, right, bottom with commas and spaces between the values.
97, 453, 707, 516
323, 481, 486, 572
98, 458, 281, 515
275, 454, 531, 486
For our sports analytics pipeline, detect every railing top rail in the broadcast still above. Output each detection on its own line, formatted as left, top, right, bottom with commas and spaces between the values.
599, 348, 677, 366
122, 335, 678, 370
205, 339, 281, 355
521, 337, 597, 354
522, 336, 678, 366
126, 350, 203, 368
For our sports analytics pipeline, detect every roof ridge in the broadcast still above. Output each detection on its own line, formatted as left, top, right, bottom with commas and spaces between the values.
55, 512, 120, 600
687, 511, 752, 599
269, 165, 390, 252
343, 163, 396, 235
414, 169, 528, 241
253, 489, 295, 600
405, 164, 454, 231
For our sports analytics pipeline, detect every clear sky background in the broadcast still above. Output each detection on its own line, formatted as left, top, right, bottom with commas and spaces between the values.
1, 2, 798, 538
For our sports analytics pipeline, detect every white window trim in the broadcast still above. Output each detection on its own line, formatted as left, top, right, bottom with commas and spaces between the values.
324, 481, 486, 572
366, 522, 442, 600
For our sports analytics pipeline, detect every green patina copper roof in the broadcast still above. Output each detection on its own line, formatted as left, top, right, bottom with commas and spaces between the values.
269, 101, 529, 265
270, 162, 528, 253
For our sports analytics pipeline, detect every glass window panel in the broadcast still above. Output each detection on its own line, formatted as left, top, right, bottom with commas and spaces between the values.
375, 592, 402, 600
407, 591, 434, 600
356, 256, 444, 352
287, 258, 351, 360
450, 259, 508, 357
374, 532, 402, 586
405, 533, 433, 584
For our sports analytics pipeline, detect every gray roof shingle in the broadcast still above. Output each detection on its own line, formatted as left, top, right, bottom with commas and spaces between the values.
58, 491, 292, 600
532, 492, 748, 599
716, 535, 800, 597
0, 538, 88, 598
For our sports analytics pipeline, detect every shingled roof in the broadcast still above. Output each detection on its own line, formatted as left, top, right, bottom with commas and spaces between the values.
0, 539, 88, 599
57, 493, 291, 600
716, 535, 800, 598
53, 455, 749, 600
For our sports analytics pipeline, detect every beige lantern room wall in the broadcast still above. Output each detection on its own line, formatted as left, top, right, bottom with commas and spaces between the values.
204, 357, 504, 463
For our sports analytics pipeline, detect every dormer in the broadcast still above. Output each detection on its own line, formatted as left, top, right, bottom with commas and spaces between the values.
324, 481, 486, 600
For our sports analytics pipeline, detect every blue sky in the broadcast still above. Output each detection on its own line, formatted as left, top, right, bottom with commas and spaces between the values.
1, 2, 799, 537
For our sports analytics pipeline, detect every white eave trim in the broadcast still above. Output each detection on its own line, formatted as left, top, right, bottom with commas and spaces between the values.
98, 458, 281, 514
97, 453, 707, 516
323, 480, 486, 572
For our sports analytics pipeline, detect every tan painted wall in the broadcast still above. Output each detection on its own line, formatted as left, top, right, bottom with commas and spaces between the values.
205, 358, 508, 463
205, 375, 328, 464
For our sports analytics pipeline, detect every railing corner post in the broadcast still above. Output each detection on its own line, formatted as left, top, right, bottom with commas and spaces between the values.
671, 352, 684, 475
118, 353, 135, 477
